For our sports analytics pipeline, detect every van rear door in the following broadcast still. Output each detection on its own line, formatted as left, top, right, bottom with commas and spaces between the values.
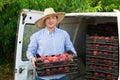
114, 9, 120, 80
14, 9, 43, 80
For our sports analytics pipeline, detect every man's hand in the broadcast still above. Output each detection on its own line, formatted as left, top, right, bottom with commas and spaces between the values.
31, 57, 36, 68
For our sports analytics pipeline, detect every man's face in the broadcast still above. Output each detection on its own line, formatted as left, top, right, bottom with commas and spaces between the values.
45, 15, 58, 28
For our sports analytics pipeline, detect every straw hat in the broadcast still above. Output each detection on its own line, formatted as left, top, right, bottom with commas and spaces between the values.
35, 7, 65, 28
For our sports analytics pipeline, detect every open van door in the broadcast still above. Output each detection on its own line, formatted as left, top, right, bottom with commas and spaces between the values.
14, 9, 43, 80
114, 9, 120, 80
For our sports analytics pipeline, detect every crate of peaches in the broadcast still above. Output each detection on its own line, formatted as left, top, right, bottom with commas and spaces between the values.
35, 52, 78, 76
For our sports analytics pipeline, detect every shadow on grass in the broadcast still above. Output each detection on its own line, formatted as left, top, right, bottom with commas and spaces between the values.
0, 63, 14, 80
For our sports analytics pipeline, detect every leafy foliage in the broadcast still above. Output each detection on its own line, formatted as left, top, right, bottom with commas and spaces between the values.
0, 64, 12, 80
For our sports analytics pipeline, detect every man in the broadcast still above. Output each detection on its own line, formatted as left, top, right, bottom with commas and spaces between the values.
26, 7, 76, 80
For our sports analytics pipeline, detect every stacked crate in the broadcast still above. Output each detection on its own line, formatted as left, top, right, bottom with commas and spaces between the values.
86, 35, 119, 80
35, 53, 79, 76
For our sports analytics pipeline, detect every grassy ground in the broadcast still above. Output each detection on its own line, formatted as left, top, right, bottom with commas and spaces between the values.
0, 64, 13, 80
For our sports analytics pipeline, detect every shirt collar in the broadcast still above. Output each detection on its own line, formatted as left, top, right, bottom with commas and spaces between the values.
45, 27, 57, 35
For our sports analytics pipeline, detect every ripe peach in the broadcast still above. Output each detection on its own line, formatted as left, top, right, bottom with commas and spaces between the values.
46, 69, 51, 74
59, 57, 66, 61
44, 59, 49, 63
52, 56, 59, 62
47, 56, 53, 62
64, 66, 70, 72
40, 56, 46, 61
93, 50, 98, 56
58, 67, 63, 71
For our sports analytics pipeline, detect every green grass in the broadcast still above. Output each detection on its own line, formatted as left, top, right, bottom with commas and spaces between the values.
0, 64, 13, 80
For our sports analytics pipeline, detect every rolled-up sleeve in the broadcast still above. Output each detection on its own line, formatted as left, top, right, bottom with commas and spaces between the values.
64, 32, 76, 54
26, 34, 38, 60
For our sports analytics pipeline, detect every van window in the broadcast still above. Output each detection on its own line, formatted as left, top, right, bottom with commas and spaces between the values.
22, 24, 41, 61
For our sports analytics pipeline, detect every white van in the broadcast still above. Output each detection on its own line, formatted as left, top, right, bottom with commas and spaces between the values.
14, 9, 120, 80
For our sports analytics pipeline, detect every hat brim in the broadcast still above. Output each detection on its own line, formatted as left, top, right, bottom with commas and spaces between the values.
35, 12, 65, 28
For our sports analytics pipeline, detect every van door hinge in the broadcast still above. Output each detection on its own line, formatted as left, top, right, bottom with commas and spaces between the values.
22, 13, 27, 24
